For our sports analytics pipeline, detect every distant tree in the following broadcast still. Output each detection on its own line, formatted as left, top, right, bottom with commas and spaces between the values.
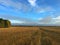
0, 18, 11, 28
0, 18, 4, 27
4, 20, 11, 27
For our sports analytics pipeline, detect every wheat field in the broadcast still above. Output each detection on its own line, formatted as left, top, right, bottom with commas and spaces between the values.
0, 26, 60, 45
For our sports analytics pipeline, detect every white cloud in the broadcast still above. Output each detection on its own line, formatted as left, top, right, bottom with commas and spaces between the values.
0, 0, 56, 13
0, 0, 31, 12
52, 16, 60, 24
38, 16, 60, 25
10, 20, 24, 24
36, 6, 55, 13
38, 16, 52, 24
10, 19, 38, 25
53, 16, 60, 19
28, 0, 36, 6
38, 18, 43, 20
8, 16, 60, 25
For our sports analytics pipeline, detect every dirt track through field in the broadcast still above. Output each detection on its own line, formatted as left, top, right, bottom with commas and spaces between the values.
39, 27, 60, 45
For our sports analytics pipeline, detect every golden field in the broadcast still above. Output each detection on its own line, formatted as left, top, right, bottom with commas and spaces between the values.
0, 26, 60, 45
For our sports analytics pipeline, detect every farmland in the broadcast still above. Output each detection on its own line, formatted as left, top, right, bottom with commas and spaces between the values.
0, 26, 60, 45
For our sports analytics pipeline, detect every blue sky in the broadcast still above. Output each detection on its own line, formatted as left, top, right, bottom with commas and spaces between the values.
0, 0, 60, 25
